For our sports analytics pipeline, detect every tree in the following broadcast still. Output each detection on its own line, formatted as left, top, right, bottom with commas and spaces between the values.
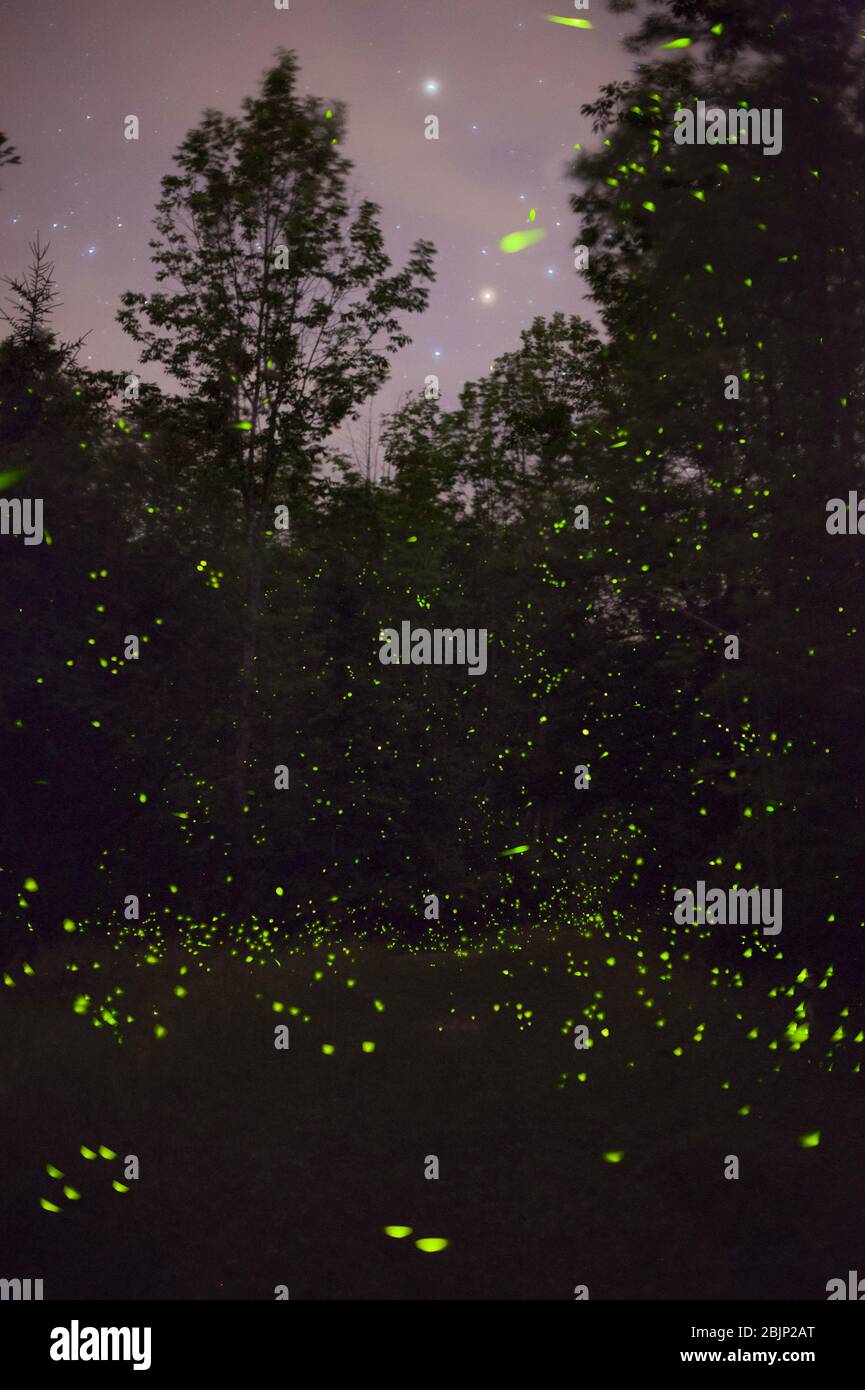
0, 131, 20, 189
0, 236, 113, 452
1, 234, 86, 359
118, 49, 436, 821
568, 0, 865, 930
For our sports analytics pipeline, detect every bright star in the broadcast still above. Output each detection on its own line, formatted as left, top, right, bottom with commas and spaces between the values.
424, 79, 440, 94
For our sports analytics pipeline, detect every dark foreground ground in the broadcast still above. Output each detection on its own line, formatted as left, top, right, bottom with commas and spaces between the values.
2, 913, 864, 1300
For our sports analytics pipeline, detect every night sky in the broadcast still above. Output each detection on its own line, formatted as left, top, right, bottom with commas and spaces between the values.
1, 0, 631, 446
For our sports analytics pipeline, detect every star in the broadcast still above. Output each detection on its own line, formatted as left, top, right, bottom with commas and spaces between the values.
424, 80, 440, 95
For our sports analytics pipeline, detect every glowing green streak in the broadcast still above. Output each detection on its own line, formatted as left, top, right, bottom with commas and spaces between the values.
546, 15, 593, 28
0, 468, 27, 490
499, 229, 546, 253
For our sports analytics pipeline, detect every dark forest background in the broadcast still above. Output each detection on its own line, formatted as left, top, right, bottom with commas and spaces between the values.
2, 0, 863, 963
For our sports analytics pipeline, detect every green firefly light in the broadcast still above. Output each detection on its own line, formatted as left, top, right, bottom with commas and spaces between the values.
499, 229, 546, 254
546, 15, 592, 28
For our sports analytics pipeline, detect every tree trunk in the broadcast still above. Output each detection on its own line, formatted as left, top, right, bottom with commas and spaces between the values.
234, 509, 265, 820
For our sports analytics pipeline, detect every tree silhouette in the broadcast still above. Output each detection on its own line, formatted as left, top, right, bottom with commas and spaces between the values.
0, 130, 20, 190
118, 49, 435, 820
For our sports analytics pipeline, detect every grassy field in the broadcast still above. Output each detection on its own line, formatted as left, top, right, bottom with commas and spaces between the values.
2, 912, 864, 1300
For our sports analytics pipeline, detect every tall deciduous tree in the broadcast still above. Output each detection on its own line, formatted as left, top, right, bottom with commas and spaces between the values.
118, 49, 435, 818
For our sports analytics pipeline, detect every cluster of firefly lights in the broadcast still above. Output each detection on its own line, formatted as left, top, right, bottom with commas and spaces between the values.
4, 15, 857, 1270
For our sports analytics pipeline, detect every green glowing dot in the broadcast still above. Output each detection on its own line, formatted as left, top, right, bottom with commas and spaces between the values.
46, 1164, 64, 1179
362, 1041, 376, 1053
154, 1024, 167, 1039
499, 229, 547, 254
799, 1131, 821, 1148
546, 14, 592, 27
603, 1151, 624, 1164
112, 1180, 130, 1193
98, 1145, 117, 1159
416, 1238, 449, 1252
0, 467, 27, 490
322, 1043, 335, 1055
24, 877, 38, 891
63, 919, 77, 933
80, 1146, 97, 1160
63, 1185, 81, 1200
40, 1197, 62, 1213
384, 1225, 413, 1238
661, 36, 692, 48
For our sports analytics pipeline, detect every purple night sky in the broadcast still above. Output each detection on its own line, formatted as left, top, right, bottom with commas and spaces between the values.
1, 0, 632, 452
